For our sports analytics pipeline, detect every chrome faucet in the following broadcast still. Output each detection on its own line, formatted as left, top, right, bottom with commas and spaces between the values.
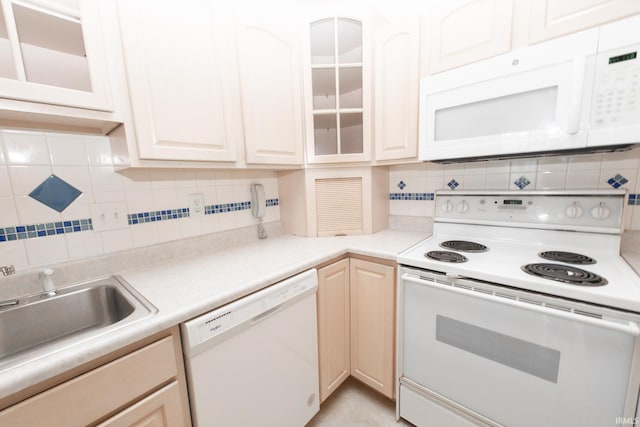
40, 268, 56, 297
1, 265, 15, 276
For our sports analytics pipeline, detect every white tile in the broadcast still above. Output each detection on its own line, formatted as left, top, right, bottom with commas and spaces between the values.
463, 174, 486, 190
600, 151, 640, 170
24, 235, 69, 267
61, 192, 93, 221
93, 191, 125, 203
174, 170, 197, 188
8, 165, 52, 196
444, 163, 464, 175
484, 173, 510, 189
195, 170, 217, 186
47, 133, 89, 165
0, 196, 20, 225
425, 176, 444, 193
14, 196, 62, 224
85, 135, 113, 166
218, 212, 236, 231
100, 228, 133, 253
510, 158, 538, 173
566, 170, 600, 189
568, 153, 602, 170
425, 200, 436, 217
1, 130, 50, 165
215, 171, 234, 186
198, 185, 217, 205
65, 232, 103, 259
0, 166, 11, 196
216, 185, 234, 204
0, 240, 28, 272
409, 176, 427, 193
130, 222, 158, 247
264, 206, 280, 223
120, 169, 151, 191
484, 160, 510, 174
623, 204, 633, 230
463, 163, 486, 175
200, 214, 220, 234
150, 170, 176, 189
537, 156, 569, 172
235, 209, 255, 228
535, 171, 567, 190
156, 220, 181, 243
126, 189, 154, 213
631, 207, 640, 231
52, 165, 92, 193
152, 188, 178, 210
90, 166, 124, 192
180, 217, 202, 238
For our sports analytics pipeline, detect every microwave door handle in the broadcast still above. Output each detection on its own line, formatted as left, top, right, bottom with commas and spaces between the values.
566, 55, 587, 135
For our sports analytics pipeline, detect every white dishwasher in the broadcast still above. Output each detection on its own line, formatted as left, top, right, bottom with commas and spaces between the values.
181, 269, 319, 427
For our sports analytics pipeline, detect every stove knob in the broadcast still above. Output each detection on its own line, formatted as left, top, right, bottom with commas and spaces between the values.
441, 200, 453, 212
590, 203, 611, 219
456, 201, 469, 213
565, 203, 583, 218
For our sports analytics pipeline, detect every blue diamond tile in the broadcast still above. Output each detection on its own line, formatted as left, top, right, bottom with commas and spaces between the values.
608, 173, 629, 188
514, 176, 531, 190
397, 181, 406, 190
447, 179, 459, 190
29, 175, 81, 212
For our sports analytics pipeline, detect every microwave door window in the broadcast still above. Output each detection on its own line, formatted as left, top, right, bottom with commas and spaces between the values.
434, 86, 558, 141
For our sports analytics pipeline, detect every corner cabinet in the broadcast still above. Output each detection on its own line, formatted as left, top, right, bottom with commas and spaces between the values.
113, 0, 242, 163
235, 6, 305, 166
0, 327, 191, 427
316, 256, 396, 402
302, 10, 372, 164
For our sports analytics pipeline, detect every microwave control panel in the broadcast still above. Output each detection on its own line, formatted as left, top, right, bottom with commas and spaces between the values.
591, 43, 640, 128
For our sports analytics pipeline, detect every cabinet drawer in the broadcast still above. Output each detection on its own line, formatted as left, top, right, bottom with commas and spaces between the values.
0, 336, 178, 427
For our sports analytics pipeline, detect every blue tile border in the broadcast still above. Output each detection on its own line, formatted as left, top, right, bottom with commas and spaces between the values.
0, 219, 93, 242
389, 193, 435, 201
0, 198, 280, 242
629, 194, 640, 205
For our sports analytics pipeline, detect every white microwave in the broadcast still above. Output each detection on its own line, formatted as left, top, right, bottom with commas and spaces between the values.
419, 15, 640, 163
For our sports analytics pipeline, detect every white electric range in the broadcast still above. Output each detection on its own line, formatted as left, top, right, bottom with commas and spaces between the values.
396, 190, 640, 427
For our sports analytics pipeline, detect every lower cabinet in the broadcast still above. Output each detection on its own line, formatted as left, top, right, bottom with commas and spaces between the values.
0, 327, 191, 427
317, 256, 396, 402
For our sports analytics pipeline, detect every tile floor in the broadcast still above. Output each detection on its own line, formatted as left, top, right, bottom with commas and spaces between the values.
306, 378, 413, 426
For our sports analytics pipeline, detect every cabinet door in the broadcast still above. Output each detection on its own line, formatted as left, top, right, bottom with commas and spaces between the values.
236, 8, 304, 166
427, 0, 513, 74
317, 258, 350, 402
529, 0, 640, 44
116, 0, 239, 162
0, 0, 112, 111
349, 258, 395, 399
97, 382, 189, 427
374, 19, 419, 161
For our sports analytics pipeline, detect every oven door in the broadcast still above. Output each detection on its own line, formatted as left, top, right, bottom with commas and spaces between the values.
399, 269, 640, 427
418, 29, 598, 162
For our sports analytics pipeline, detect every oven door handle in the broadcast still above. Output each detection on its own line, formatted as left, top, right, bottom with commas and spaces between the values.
401, 273, 640, 337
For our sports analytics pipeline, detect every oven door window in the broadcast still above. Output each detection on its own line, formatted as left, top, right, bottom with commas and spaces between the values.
402, 279, 636, 427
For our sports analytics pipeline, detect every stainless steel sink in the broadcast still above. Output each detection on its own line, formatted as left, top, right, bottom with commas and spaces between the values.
0, 276, 156, 371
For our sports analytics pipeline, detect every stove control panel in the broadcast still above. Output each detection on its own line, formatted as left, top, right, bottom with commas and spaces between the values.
434, 191, 625, 232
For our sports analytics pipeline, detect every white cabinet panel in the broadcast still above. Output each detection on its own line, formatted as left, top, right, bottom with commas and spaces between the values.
529, 0, 640, 44
116, 0, 240, 162
374, 20, 419, 160
237, 10, 304, 165
428, 0, 513, 74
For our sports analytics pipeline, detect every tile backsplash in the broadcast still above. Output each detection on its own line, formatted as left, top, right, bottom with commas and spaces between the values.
0, 129, 280, 272
389, 149, 640, 230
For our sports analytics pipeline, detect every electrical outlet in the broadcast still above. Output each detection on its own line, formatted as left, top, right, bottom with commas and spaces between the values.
188, 193, 205, 218
89, 202, 128, 231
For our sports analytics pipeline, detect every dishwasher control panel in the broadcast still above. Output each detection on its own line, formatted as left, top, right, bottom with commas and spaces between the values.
181, 269, 318, 351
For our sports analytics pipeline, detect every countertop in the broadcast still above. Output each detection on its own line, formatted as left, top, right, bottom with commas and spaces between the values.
0, 229, 428, 401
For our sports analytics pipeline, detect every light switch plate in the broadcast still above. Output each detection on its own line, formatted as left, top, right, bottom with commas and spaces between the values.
90, 202, 129, 231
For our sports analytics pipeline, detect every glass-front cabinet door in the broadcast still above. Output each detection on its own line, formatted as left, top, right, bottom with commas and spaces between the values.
0, 0, 112, 111
304, 12, 371, 163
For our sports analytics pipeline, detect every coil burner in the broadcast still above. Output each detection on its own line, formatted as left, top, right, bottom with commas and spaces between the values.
425, 251, 468, 263
538, 251, 596, 265
521, 263, 607, 286
440, 240, 488, 253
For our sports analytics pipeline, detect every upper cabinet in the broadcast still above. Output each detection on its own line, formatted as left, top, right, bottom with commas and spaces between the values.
235, 7, 304, 166
529, 0, 640, 44
374, 18, 420, 160
426, 0, 514, 74
0, 0, 118, 133
114, 0, 242, 163
303, 9, 372, 164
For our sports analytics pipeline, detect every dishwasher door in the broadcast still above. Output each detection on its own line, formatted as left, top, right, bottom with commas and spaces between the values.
181, 269, 319, 427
